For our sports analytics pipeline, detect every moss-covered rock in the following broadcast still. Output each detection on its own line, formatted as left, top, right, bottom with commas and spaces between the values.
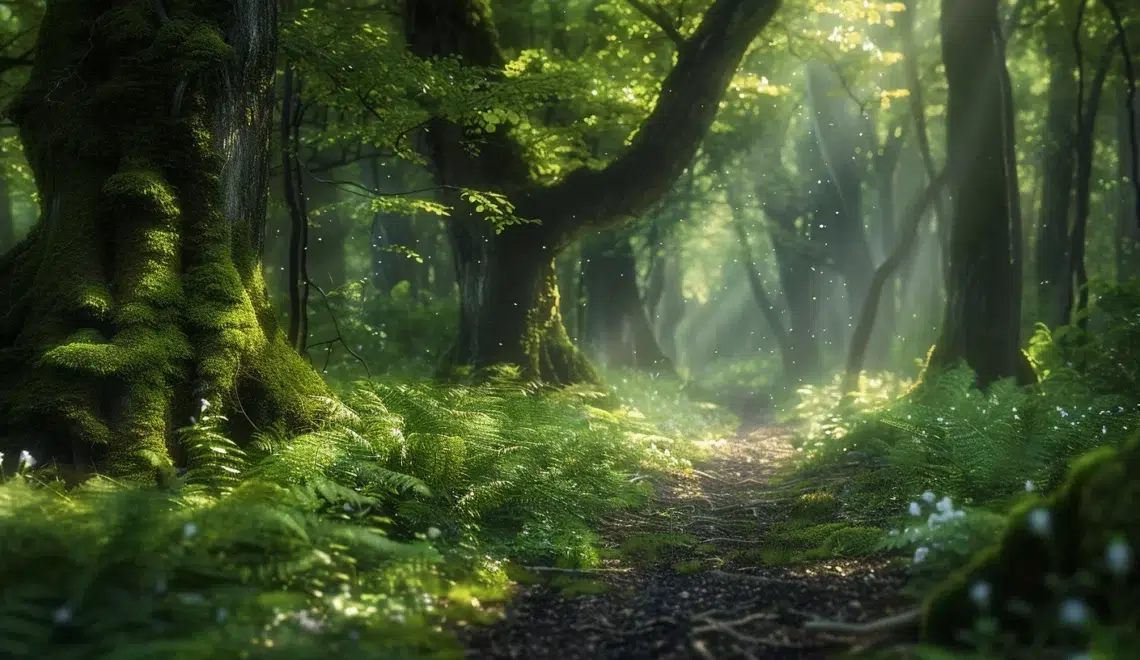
922, 431, 1140, 648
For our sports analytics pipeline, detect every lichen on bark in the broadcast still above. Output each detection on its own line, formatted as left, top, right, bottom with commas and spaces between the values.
0, 0, 328, 478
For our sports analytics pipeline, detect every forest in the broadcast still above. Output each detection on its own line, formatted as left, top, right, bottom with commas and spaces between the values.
0, 0, 1138, 657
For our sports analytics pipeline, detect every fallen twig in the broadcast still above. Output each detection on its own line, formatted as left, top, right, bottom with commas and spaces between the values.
801, 607, 921, 635
521, 566, 632, 575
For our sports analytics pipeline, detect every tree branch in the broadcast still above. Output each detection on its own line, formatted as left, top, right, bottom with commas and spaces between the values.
532, 0, 784, 244
625, 0, 685, 47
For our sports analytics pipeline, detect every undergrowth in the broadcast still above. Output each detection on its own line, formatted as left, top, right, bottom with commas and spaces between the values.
0, 373, 730, 658
781, 281, 1140, 658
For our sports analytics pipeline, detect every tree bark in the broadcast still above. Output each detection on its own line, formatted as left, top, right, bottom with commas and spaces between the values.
404, 0, 782, 383
1119, 78, 1140, 280
0, 175, 14, 253
0, 0, 328, 476
928, 0, 1026, 387
1036, 24, 1078, 328
580, 229, 672, 372
1063, 33, 1120, 328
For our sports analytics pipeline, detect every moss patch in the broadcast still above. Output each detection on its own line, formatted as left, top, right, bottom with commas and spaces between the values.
619, 532, 698, 563
922, 431, 1140, 648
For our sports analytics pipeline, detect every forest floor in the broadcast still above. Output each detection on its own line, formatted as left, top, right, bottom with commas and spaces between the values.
459, 421, 913, 659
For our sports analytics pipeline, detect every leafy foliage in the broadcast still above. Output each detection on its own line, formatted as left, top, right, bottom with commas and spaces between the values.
0, 372, 726, 658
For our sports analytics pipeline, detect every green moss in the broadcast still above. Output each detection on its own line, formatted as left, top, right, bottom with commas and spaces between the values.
789, 492, 841, 522
673, 559, 706, 574
553, 577, 608, 596
619, 532, 698, 562
922, 434, 1140, 647
0, 0, 331, 473
821, 526, 883, 558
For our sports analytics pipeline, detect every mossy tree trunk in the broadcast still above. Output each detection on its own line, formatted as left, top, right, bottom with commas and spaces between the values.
580, 229, 672, 373
404, 0, 782, 383
0, 0, 329, 476
928, 0, 1025, 387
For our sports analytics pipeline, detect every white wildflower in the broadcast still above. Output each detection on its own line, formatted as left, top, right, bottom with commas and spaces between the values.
17, 450, 34, 470
969, 581, 991, 606
1059, 599, 1090, 627
427, 526, 442, 540
1027, 508, 1051, 536
922, 491, 936, 503
909, 501, 922, 516
183, 521, 198, 539
294, 610, 323, 633
913, 546, 930, 564
936, 496, 953, 514
1106, 538, 1133, 576
1024, 480, 1035, 492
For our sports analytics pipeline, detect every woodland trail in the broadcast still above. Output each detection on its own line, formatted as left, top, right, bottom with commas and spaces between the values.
460, 424, 911, 659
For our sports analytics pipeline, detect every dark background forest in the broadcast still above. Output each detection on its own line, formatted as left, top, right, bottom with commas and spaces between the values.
0, 0, 1138, 658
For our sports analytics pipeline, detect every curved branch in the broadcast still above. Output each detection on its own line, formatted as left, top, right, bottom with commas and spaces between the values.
528, 0, 784, 245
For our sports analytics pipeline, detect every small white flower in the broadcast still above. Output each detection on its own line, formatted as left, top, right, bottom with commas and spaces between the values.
909, 501, 922, 516
969, 581, 991, 606
200, 399, 210, 412
1027, 508, 1051, 536
913, 546, 930, 564
922, 491, 936, 503
1059, 598, 1090, 627
1024, 480, 1035, 492
1106, 538, 1133, 576
183, 521, 198, 539
427, 526, 442, 540
52, 606, 72, 624
17, 450, 35, 470
936, 496, 953, 514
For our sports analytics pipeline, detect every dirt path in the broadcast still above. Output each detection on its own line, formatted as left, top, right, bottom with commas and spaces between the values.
460, 426, 911, 659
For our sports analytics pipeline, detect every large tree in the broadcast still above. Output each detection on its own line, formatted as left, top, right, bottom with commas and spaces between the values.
403, 0, 781, 383
0, 0, 328, 476
927, 0, 1026, 387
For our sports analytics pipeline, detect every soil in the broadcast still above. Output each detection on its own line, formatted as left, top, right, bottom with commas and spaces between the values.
459, 424, 913, 659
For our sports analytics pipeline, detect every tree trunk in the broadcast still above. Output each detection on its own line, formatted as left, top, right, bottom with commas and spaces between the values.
581, 230, 672, 372
447, 224, 596, 383
1036, 25, 1077, 328
1119, 80, 1140, 281
1063, 35, 1119, 328
404, 0, 781, 383
0, 175, 13, 253
928, 0, 1026, 387
0, 0, 328, 477
769, 213, 823, 382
